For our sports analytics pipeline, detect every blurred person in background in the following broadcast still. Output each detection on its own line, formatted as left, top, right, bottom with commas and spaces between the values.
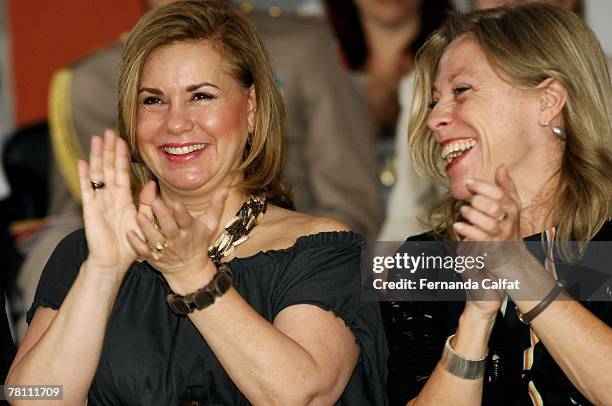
323, 0, 452, 132
473, 0, 582, 13
323, 0, 453, 221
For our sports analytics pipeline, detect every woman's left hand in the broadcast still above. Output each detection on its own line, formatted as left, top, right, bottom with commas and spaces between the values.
453, 165, 528, 277
127, 181, 229, 292
453, 165, 522, 242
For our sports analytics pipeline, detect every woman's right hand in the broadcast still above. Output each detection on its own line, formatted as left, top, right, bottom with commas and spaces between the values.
77, 129, 142, 274
454, 167, 523, 320
456, 259, 505, 321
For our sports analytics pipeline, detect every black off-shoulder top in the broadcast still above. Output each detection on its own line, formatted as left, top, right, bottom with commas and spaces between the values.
28, 229, 388, 405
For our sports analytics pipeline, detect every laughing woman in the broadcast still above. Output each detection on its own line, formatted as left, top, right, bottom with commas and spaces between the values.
382, 4, 612, 406
6, 1, 386, 404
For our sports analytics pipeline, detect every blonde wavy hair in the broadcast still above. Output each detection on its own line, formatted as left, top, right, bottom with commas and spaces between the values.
118, 0, 293, 208
409, 4, 612, 246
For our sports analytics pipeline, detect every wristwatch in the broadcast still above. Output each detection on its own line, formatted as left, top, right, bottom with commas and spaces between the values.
166, 262, 233, 315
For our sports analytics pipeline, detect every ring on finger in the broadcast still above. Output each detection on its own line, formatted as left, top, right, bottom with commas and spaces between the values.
496, 211, 508, 221
90, 180, 105, 191
152, 215, 161, 231
150, 246, 165, 260
149, 239, 168, 260
150, 249, 163, 260
155, 239, 169, 250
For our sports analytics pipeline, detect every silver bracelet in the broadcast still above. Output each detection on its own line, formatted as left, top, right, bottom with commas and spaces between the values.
441, 334, 488, 379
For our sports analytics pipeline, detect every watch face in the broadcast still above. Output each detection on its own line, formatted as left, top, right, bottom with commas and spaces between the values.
193, 290, 215, 309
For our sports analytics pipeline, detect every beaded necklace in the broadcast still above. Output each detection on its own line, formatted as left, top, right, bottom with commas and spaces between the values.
207, 194, 267, 263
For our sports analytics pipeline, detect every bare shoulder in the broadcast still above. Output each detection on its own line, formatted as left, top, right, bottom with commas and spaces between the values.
304, 216, 351, 234
242, 206, 352, 255
267, 206, 350, 235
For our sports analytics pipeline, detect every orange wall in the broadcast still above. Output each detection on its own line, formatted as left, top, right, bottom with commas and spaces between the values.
7, 0, 147, 127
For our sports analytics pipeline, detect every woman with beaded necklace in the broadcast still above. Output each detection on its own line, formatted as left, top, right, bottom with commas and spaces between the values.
6, 1, 387, 404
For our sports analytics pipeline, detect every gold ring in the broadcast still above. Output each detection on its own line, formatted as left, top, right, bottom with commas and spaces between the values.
152, 215, 161, 231
150, 248, 164, 260
155, 240, 168, 251
150, 240, 167, 260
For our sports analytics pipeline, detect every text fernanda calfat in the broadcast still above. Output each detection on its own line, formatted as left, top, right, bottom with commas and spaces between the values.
373, 278, 521, 290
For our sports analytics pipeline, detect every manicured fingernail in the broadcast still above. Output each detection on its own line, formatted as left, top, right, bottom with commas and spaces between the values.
465, 178, 475, 186
460, 206, 469, 214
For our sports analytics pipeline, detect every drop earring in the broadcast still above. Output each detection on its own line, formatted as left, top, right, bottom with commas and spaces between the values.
544, 121, 567, 140
551, 126, 567, 140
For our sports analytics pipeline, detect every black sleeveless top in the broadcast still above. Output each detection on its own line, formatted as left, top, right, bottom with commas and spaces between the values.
382, 221, 612, 406
28, 230, 388, 405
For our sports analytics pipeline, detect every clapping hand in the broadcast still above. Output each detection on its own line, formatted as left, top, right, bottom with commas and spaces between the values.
126, 182, 229, 293
78, 129, 142, 274
453, 165, 522, 244
453, 166, 526, 318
